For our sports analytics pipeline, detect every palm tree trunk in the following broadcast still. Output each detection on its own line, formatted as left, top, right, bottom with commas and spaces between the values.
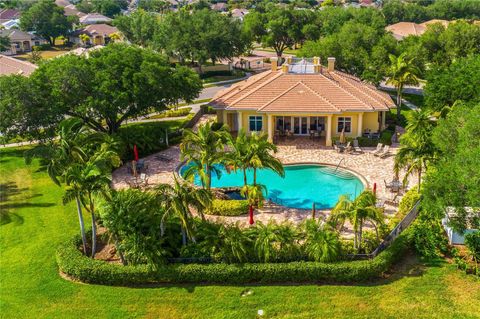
206, 165, 211, 190
114, 235, 127, 266
243, 168, 247, 187
75, 196, 88, 255
358, 220, 363, 252
417, 167, 422, 191
396, 85, 402, 121
253, 168, 257, 186
90, 211, 97, 258
181, 227, 187, 246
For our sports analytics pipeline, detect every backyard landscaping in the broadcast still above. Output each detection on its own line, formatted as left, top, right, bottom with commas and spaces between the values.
1, 143, 480, 318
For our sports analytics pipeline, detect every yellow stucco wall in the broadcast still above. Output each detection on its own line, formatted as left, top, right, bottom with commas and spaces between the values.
363, 112, 381, 132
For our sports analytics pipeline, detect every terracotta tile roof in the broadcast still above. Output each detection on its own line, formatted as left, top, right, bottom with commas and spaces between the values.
73, 24, 119, 37
0, 9, 20, 20
420, 19, 450, 28
0, 54, 37, 76
385, 22, 426, 40
211, 67, 394, 113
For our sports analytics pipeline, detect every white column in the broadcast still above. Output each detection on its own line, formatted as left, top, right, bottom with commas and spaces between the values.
237, 111, 243, 132
326, 115, 333, 146
267, 114, 274, 142
357, 112, 364, 137
222, 110, 227, 125
381, 111, 386, 130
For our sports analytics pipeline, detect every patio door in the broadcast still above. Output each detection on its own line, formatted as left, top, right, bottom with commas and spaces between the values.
293, 117, 308, 135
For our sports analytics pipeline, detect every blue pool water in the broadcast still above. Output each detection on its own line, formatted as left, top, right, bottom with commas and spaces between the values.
180, 164, 364, 209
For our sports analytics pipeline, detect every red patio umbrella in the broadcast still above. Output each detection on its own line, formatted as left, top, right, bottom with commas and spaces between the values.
373, 182, 377, 196
133, 144, 139, 162
249, 206, 254, 225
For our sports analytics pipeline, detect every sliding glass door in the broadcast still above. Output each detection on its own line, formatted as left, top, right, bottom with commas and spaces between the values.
293, 117, 308, 135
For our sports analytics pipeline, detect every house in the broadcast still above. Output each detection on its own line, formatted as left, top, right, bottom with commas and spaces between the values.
69, 24, 119, 46
0, 8, 20, 23
0, 54, 37, 76
63, 4, 87, 18
420, 19, 450, 28
385, 22, 426, 40
1, 18, 20, 30
211, 2, 228, 12
79, 13, 112, 25
442, 207, 479, 245
230, 8, 249, 21
0, 29, 48, 55
211, 57, 395, 146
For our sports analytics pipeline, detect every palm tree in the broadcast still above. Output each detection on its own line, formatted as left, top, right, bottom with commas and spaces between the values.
154, 177, 212, 246
241, 184, 266, 225
180, 122, 229, 190
394, 111, 436, 191
302, 219, 341, 262
248, 221, 281, 262
218, 223, 251, 263
246, 132, 284, 186
329, 190, 384, 252
225, 129, 251, 187
386, 53, 421, 122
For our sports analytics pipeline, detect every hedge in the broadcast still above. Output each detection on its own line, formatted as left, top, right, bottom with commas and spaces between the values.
148, 107, 192, 120
56, 232, 410, 286
206, 199, 249, 216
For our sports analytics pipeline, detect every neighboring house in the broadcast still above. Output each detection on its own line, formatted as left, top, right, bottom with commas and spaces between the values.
420, 19, 450, 28
211, 57, 394, 146
0, 29, 48, 55
55, 0, 72, 7
385, 22, 426, 40
63, 4, 87, 18
230, 8, 249, 21
1, 18, 20, 30
442, 207, 479, 245
79, 13, 112, 25
69, 24, 119, 46
0, 8, 20, 24
0, 54, 37, 76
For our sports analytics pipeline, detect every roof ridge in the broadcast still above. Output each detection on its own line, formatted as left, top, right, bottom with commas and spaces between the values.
318, 71, 373, 110
332, 72, 389, 109
257, 81, 307, 111
213, 70, 273, 102
227, 71, 284, 108
0, 54, 37, 68
300, 80, 340, 112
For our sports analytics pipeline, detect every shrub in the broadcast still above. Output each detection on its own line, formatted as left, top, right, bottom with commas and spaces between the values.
199, 70, 233, 79
206, 199, 249, 216
56, 232, 410, 286
390, 189, 421, 226
200, 104, 217, 114
465, 232, 480, 260
408, 218, 448, 259
380, 130, 393, 145
148, 107, 192, 120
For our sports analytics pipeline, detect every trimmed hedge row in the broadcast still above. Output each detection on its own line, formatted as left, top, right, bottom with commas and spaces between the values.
206, 199, 249, 216
56, 233, 409, 286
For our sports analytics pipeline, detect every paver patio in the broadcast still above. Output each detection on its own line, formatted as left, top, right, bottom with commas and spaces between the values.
112, 120, 408, 231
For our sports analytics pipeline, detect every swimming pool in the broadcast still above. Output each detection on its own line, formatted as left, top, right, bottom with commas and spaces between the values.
180, 163, 365, 209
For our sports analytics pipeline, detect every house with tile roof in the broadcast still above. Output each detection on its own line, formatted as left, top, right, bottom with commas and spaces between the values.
0, 8, 20, 23
385, 22, 426, 40
0, 54, 37, 76
211, 57, 395, 146
69, 24, 119, 46
79, 13, 112, 25
0, 29, 48, 55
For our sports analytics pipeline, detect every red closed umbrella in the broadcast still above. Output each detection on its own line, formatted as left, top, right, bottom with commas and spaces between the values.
373, 182, 377, 196
249, 206, 254, 225
133, 144, 139, 161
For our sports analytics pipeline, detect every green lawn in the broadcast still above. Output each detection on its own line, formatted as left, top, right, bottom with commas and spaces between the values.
1, 147, 479, 318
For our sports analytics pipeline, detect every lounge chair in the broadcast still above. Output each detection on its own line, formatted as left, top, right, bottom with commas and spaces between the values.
353, 139, 363, 153
345, 141, 353, 153
333, 144, 341, 153
376, 145, 391, 158
371, 143, 383, 155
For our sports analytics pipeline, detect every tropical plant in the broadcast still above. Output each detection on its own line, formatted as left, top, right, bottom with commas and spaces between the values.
329, 190, 384, 252
302, 219, 342, 262
386, 53, 421, 122
218, 223, 251, 263
225, 129, 251, 187
180, 122, 229, 189
246, 132, 284, 186
241, 184, 266, 225
154, 177, 212, 245
394, 110, 436, 191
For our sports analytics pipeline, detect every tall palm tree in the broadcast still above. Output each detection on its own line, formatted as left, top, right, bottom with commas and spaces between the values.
394, 111, 436, 191
329, 190, 384, 252
154, 177, 212, 246
180, 122, 229, 190
246, 132, 284, 186
386, 53, 421, 121
225, 129, 251, 187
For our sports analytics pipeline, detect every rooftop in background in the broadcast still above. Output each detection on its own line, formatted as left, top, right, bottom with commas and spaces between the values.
79, 13, 112, 25
0, 8, 21, 21
0, 55, 37, 76
72, 24, 119, 37
211, 57, 394, 114
385, 22, 426, 40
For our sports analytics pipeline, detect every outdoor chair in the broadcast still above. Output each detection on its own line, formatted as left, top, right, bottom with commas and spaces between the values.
345, 141, 353, 153
353, 139, 363, 153
371, 143, 383, 155
376, 145, 391, 158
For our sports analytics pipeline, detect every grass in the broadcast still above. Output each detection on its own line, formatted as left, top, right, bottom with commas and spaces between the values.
1, 147, 480, 318
202, 73, 246, 84
13, 47, 71, 62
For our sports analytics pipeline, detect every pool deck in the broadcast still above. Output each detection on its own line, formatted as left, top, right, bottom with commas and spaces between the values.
112, 122, 408, 231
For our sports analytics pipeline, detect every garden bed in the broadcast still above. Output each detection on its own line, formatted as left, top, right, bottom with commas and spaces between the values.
56, 232, 410, 286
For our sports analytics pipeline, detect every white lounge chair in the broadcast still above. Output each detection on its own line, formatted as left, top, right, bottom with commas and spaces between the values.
377, 145, 391, 158
353, 139, 363, 153
371, 143, 383, 155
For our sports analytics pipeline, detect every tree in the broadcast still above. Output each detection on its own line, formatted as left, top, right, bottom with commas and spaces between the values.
424, 55, 480, 112
386, 53, 421, 122
28, 46, 42, 64
245, 132, 284, 186
113, 9, 157, 47
90, 0, 127, 18
226, 129, 251, 187
0, 35, 10, 51
79, 34, 90, 46
20, 0, 72, 46
180, 122, 229, 190
329, 190, 384, 252
154, 178, 212, 246
15, 43, 202, 135
394, 111, 437, 191
243, 8, 298, 63
138, 0, 171, 13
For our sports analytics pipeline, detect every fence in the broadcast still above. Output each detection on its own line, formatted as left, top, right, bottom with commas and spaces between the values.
347, 199, 422, 260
